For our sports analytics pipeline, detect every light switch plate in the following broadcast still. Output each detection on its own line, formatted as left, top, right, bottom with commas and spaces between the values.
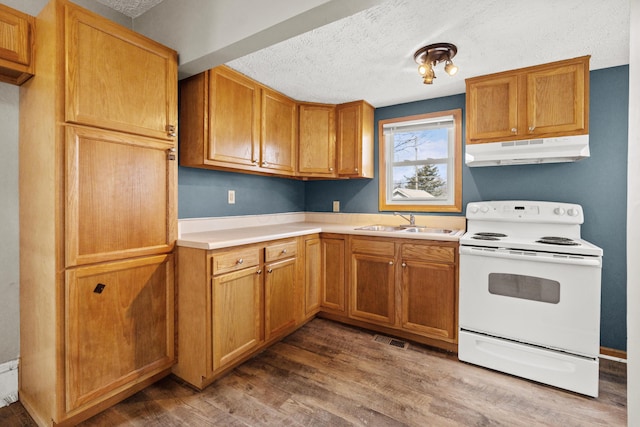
228, 190, 235, 204
333, 200, 340, 212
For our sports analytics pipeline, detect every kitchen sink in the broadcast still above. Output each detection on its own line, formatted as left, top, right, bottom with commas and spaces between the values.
355, 225, 455, 235
355, 225, 405, 232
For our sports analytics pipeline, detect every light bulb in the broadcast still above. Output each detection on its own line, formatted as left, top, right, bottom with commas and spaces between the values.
444, 60, 458, 76
417, 63, 429, 76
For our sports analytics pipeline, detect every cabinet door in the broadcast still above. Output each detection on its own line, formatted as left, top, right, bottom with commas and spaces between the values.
261, 88, 297, 175
0, 3, 34, 85
298, 103, 336, 176
336, 101, 374, 178
212, 267, 262, 371
208, 66, 261, 168
65, 254, 174, 412
265, 257, 297, 340
64, 3, 177, 140
65, 126, 176, 267
401, 260, 456, 341
321, 237, 346, 313
466, 75, 519, 142
304, 237, 322, 317
350, 253, 395, 325
526, 61, 587, 135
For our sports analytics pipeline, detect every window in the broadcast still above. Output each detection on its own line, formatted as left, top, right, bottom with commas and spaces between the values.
378, 109, 462, 212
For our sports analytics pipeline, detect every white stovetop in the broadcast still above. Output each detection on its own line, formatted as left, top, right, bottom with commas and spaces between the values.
178, 212, 466, 250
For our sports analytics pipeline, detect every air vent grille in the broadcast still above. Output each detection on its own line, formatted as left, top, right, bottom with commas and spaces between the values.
373, 334, 409, 350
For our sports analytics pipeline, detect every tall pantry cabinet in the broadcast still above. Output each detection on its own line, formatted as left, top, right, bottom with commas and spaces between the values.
19, 1, 178, 426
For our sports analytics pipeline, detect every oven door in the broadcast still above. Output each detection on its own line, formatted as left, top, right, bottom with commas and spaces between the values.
459, 245, 601, 357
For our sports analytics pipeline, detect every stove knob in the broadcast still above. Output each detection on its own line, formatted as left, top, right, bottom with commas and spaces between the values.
567, 208, 580, 217
480, 205, 490, 213
553, 207, 566, 216
468, 205, 479, 214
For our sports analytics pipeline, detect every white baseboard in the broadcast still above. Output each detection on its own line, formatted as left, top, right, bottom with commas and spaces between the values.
0, 359, 18, 408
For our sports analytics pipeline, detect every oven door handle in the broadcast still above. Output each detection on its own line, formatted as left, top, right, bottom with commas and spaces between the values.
459, 246, 602, 267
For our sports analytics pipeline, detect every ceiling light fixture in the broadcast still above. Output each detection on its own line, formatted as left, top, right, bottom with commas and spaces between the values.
414, 43, 458, 84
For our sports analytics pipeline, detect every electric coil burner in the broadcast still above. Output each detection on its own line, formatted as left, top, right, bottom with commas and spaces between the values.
458, 200, 603, 397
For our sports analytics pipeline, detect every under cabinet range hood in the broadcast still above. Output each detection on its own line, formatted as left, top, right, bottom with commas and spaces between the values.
465, 134, 590, 167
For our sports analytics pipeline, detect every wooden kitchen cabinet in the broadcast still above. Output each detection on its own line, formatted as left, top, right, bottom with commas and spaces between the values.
321, 235, 346, 314
0, 3, 34, 85
65, 254, 174, 412
65, 4, 177, 140
174, 237, 304, 389
349, 238, 396, 325
304, 236, 322, 317
400, 243, 457, 342
212, 257, 262, 371
466, 56, 589, 144
264, 239, 299, 339
336, 100, 375, 178
19, 1, 178, 425
179, 65, 297, 176
298, 102, 337, 177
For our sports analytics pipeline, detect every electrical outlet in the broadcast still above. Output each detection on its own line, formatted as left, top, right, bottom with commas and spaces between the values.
228, 190, 235, 204
333, 200, 340, 212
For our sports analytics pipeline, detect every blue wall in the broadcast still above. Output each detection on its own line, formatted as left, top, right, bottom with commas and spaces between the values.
178, 65, 629, 351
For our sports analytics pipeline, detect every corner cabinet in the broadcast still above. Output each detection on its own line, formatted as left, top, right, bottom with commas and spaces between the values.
0, 3, 34, 85
466, 55, 589, 145
298, 103, 337, 178
19, 1, 177, 425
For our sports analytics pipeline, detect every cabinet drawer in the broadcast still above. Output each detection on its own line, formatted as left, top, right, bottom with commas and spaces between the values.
265, 240, 297, 262
351, 238, 395, 257
401, 244, 455, 263
212, 248, 260, 275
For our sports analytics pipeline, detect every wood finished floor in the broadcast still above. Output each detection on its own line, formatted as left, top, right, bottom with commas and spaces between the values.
1, 318, 627, 426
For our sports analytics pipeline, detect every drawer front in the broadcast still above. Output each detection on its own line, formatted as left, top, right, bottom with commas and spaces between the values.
212, 248, 260, 275
265, 240, 298, 262
351, 238, 395, 257
401, 244, 455, 263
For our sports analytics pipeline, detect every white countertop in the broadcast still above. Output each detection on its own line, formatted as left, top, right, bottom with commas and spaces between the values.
178, 213, 466, 250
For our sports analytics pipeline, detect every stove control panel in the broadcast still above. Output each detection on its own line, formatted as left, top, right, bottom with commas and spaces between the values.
466, 201, 584, 224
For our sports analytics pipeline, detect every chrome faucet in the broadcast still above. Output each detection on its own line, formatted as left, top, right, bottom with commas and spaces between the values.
394, 212, 415, 226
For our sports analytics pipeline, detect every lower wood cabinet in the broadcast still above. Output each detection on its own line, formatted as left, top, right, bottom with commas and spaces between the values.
304, 235, 322, 316
320, 234, 346, 314
337, 236, 458, 351
174, 237, 302, 389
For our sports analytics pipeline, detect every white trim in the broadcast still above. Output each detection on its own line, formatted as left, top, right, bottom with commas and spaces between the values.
0, 359, 18, 408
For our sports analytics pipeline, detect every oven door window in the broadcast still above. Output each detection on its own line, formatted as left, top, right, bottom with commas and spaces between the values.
488, 273, 560, 304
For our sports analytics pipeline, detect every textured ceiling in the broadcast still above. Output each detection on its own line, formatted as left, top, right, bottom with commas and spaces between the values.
227, 0, 630, 107
100, 0, 629, 108
96, 0, 164, 18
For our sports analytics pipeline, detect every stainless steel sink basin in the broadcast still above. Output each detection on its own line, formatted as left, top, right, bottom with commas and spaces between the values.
401, 227, 453, 234
355, 225, 454, 235
355, 225, 404, 232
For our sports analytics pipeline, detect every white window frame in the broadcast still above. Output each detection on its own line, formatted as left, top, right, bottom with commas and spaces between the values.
378, 109, 462, 212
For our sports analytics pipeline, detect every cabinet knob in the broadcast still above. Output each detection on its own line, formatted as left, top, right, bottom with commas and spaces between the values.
262, 161, 268, 167
528, 126, 535, 132
267, 268, 273, 273
388, 261, 394, 265
167, 147, 176, 161
401, 262, 407, 268
281, 249, 287, 254
354, 168, 359, 172
236, 258, 244, 265
166, 124, 176, 137
256, 269, 262, 275
329, 167, 334, 171
511, 128, 517, 133
252, 159, 259, 165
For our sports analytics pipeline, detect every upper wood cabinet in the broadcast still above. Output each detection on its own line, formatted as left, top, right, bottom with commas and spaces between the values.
179, 66, 374, 180
65, 4, 177, 140
0, 4, 34, 85
336, 100, 375, 178
260, 87, 297, 175
298, 102, 337, 177
64, 126, 176, 267
466, 56, 589, 145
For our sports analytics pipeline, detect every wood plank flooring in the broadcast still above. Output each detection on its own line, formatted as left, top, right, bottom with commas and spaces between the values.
1, 318, 627, 426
